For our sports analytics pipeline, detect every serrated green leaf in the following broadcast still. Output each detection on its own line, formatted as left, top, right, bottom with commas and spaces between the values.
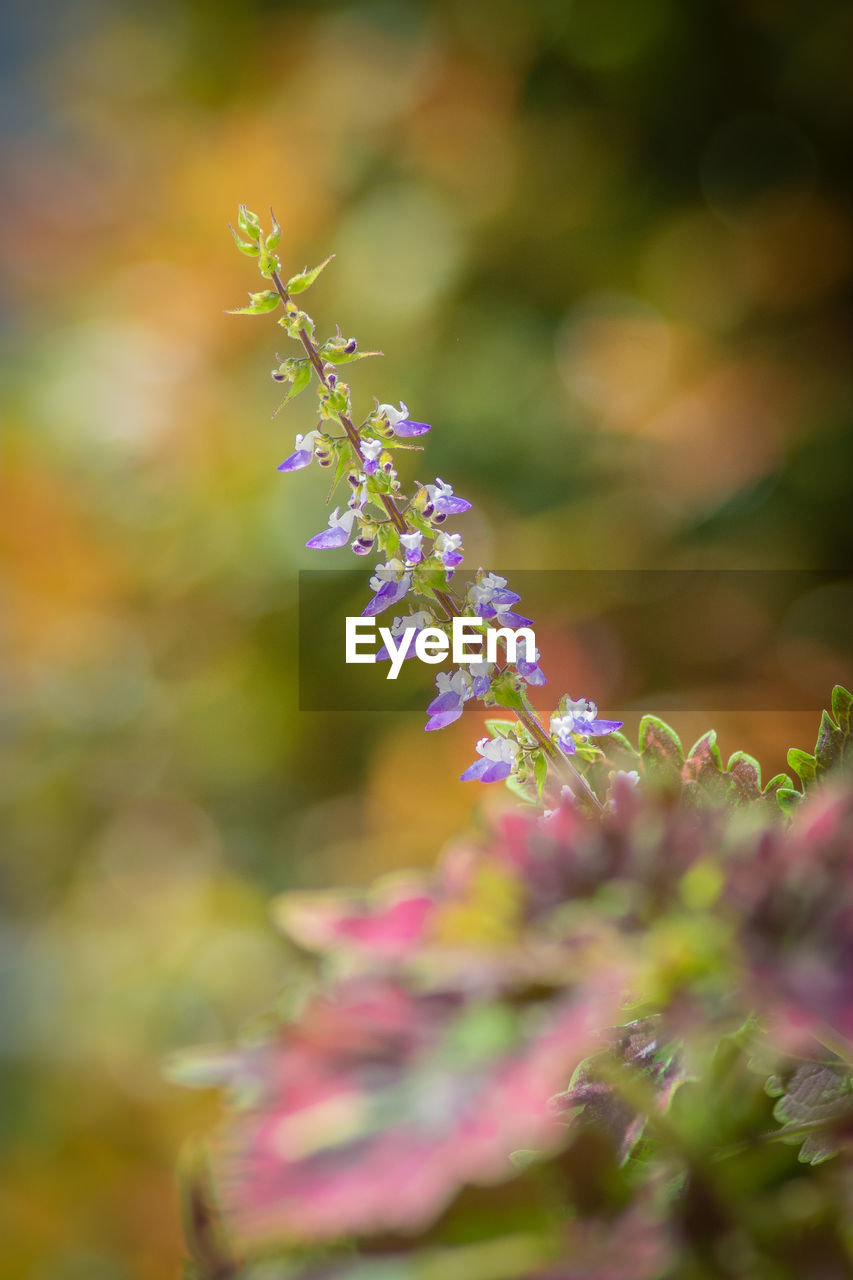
686, 729, 723, 771
287, 254, 335, 294
787, 747, 818, 787
274, 361, 311, 410
225, 290, 280, 316
831, 685, 852, 735
726, 751, 762, 804
639, 715, 683, 765
639, 715, 683, 786
814, 708, 846, 774
227, 223, 259, 256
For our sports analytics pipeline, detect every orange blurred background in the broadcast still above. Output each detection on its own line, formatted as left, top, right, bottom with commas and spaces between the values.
1, 1, 852, 1274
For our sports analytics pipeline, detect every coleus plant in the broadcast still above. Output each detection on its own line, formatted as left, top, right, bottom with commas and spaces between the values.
173, 212, 853, 1280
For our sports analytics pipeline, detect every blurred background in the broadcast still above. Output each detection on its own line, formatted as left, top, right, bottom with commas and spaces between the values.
1, 0, 852, 1274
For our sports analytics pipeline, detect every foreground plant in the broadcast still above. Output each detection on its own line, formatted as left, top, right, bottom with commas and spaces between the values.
173, 212, 853, 1279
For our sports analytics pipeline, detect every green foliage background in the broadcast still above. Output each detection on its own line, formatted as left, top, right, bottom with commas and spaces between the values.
1, 1, 853, 1275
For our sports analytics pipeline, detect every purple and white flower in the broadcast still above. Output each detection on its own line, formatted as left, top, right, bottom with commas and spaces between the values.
360, 438, 384, 475
517, 647, 547, 686
425, 669, 472, 731
305, 506, 358, 549
363, 561, 412, 617
435, 531, 463, 570
460, 735, 519, 783
400, 530, 424, 566
550, 699, 623, 755
426, 478, 472, 517
378, 401, 431, 438
467, 656, 493, 698
278, 430, 319, 473
376, 611, 435, 661
468, 574, 532, 628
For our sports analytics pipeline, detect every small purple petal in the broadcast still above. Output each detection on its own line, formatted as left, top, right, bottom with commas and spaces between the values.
474, 603, 496, 620
460, 757, 490, 781
460, 757, 512, 783
556, 736, 577, 756
471, 674, 491, 697
587, 718, 623, 736
363, 459, 378, 475
306, 525, 350, 549
278, 449, 312, 472
426, 705, 464, 731
491, 588, 521, 605
518, 661, 547, 686
435, 495, 472, 515
362, 578, 410, 617
497, 611, 534, 628
442, 551, 464, 569
426, 690, 462, 717
393, 419, 431, 437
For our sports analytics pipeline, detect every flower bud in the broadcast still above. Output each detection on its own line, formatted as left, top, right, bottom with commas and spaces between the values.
265, 208, 282, 251
237, 205, 262, 241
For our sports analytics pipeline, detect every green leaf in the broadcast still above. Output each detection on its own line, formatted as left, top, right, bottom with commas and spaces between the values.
726, 751, 762, 804
326, 439, 354, 499
484, 720, 516, 739
763, 772, 792, 795
504, 772, 535, 803
771, 1063, 853, 1165
776, 787, 804, 816
686, 729, 723, 772
287, 254, 335, 294
225, 290, 280, 316
534, 751, 548, 798
639, 715, 683, 765
227, 223, 259, 256
831, 685, 852, 735
814, 708, 846, 774
787, 747, 817, 787
639, 715, 683, 783
272, 362, 311, 413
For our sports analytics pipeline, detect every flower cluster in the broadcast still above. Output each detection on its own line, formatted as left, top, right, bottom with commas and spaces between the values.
226, 207, 622, 807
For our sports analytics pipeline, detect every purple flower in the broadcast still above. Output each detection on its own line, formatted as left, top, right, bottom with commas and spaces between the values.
460, 735, 519, 783
425, 669, 471, 731
278, 430, 319, 473
360, 438, 383, 476
427, 478, 471, 516
305, 506, 357, 549
400, 531, 424, 566
376, 611, 435, 661
518, 649, 547, 686
378, 401, 431, 438
551, 699, 623, 755
467, 657, 493, 698
363, 562, 412, 617
435, 531, 463, 570
468, 574, 525, 621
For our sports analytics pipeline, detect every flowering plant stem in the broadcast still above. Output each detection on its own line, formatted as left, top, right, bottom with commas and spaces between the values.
228, 206, 622, 806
